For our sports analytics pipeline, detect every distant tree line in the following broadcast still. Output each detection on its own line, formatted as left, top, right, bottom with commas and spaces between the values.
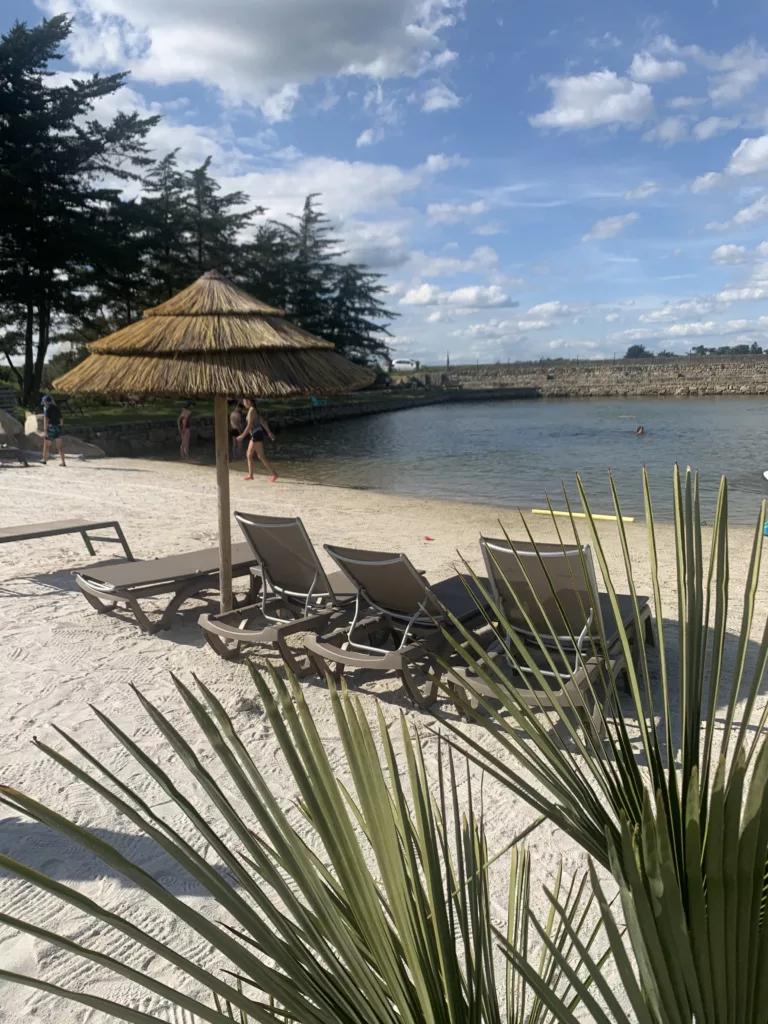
625, 342, 764, 359
0, 16, 395, 406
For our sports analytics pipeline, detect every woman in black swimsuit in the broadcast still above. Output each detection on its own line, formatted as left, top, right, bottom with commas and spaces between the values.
238, 398, 278, 482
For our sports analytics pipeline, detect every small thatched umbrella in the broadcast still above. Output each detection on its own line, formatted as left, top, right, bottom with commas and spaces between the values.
55, 270, 374, 612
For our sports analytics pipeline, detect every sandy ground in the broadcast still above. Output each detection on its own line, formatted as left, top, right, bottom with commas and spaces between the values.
1, 455, 766, 1022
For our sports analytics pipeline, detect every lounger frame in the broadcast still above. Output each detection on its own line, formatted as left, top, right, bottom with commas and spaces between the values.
0, 518, 133, 559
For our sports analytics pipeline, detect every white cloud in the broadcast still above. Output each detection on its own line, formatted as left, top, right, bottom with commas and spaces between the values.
525, 300, 576, 319
710, 68, 763, 106
356, 128, 375, 147
693, 116, 740, 140
605, 313, 620, 323
260, 83, 300, 123
668, 95, 705, 109
47, 0, 464, 106
717, 261, 768, 301
422, 83, 461, 112
473, 221, 503, 236
642, 116, 687, 145
691, 171, 722, 192
530, 70, 653, 130
401, 284, 517, 308
640, 298, 720, 323
408, 245, 498, 277
342, 219, 410, 268
727, 135, 768, 176
426, 310, 453, 323
756, 242, 768, 257
216, 150, 462, 231
629, 52, 687, 83
426, 200, 487, 224
624, 181, 661, 200
582, 211, 639, 241
707, 194, 768, 231
710, 244, 749, 265
421, 153, 467, 173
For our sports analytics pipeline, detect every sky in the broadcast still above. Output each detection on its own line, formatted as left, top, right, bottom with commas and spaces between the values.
7, 0, 768, 365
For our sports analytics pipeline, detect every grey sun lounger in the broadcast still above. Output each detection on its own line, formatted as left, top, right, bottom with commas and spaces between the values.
75, 542, 258, 634
0, 518, 133, 559
450, 538, 654, 738
0, 446, 29, 467
199, 513, 358, 677
303, 545, 490, 708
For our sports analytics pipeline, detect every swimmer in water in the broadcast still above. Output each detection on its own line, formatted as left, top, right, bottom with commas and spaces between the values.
636, 426, 645, 436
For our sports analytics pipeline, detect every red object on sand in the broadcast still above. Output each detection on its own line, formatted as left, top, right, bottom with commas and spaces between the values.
424, 536, 434, 541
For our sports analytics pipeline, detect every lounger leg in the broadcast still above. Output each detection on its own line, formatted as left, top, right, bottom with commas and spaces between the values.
276, 635, 313, 679
80, 531, 96, 556
112, 523, 135, 561
125, 598, 156, 634
398, 659, 440, 709
78, 585, 115, 616
644, 613, 655, 647
203, 629, 242, 660
154, 579, 208, 633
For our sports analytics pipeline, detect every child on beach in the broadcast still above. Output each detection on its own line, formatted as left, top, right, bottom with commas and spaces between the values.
41, 396, 66, 466
238, 398, 278, 482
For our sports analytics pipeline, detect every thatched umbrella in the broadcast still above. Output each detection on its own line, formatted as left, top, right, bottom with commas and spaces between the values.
54, 270, 374, 612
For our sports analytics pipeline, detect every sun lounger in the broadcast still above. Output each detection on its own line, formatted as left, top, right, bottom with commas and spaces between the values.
0, 518, 133, 559
0, 446, 29, 467
304, 545, 490, 707
451, 538, 653, 737
75, 542, 257, 634
199, 513, 358, 676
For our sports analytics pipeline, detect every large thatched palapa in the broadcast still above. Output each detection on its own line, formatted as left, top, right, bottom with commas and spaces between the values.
54, 270, 375, 612
57, 271, 373, 397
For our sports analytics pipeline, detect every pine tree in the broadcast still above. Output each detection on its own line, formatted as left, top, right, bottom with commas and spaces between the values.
282, 194, 341, 338
185, 156, 263, 277
139, 150, 191, 303
325, 263, 396, 367
0, 15, 158, 404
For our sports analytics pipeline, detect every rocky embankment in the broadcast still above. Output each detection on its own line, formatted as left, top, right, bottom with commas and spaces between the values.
442, 357, 768, 397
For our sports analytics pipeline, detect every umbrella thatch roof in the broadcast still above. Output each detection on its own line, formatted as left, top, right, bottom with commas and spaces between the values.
54, 270, 375, 397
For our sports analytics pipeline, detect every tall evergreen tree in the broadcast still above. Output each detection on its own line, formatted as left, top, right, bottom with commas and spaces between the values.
282, 194, 341, 338
0, 15, 158, 404
185, 156, 262, 278
139, 150, 191, 304
325, 263, 396, 367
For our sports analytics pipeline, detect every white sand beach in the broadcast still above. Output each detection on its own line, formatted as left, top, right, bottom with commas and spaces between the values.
1, 456, 766, 1022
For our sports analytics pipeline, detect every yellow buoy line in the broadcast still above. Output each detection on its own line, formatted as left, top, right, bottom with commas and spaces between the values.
530, 509, 635, 523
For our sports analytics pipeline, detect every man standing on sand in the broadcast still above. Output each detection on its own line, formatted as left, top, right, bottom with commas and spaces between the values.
41, 396, 66, 467
178, 401, 192, 460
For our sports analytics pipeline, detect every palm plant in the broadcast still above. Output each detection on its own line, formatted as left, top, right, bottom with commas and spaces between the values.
437, 465, 768, 1022
0, 668, 603, 1024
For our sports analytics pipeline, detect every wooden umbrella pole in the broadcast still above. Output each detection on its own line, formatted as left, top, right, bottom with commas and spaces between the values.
214, 394, 233, 613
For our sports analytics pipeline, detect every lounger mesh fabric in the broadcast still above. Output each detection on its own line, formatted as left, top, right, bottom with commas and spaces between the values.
234, 512, 340, 608
480, 538, 604, 645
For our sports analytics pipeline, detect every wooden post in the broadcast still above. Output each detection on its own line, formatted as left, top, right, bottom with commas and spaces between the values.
214, 394, 233, 613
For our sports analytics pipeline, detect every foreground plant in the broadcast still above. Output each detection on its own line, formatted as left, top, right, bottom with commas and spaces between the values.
440, 465, 768, 1021
0, 668, 600, 1023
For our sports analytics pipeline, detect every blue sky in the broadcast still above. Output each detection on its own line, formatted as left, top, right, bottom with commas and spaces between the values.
8, 0, 768, 363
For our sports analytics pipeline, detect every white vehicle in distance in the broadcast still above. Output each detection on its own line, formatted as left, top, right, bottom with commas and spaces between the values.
391, 358, 419, 372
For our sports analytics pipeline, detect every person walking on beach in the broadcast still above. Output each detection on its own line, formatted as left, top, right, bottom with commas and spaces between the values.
238, 398, 278, 482
41, 396, 65, 466
178, 401, 192, 459
229, 400, 244, 459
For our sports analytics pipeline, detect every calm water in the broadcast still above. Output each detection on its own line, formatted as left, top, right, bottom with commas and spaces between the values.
229, 397, 768, 524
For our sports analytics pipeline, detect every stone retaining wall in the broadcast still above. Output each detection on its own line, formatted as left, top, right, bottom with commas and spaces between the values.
65, 387, 538, 456
438, 357, 768, 396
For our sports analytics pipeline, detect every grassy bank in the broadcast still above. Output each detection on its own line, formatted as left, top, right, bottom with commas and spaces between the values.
60, 388, 434, 430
